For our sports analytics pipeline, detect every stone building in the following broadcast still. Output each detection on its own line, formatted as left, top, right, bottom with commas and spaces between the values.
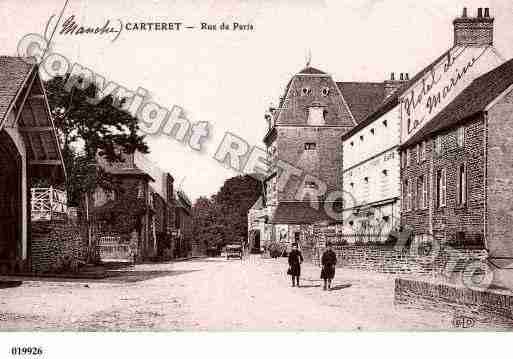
0, 57, 66, 272
174, 189, 193, 257
91, 150, 192, 261
258, 66, 386, 247
400, 57, 513, 287
341, 7, 504, 244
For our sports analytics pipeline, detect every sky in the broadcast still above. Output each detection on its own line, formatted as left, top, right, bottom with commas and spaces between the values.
2, 0, 513, 202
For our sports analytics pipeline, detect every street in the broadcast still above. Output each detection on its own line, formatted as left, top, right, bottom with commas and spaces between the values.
0, 256, 481, 331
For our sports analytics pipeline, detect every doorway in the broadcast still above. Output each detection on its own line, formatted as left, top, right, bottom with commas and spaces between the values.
0, 131, 22, 266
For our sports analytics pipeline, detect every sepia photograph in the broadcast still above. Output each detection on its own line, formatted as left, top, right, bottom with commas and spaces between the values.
1, 0, 513, 356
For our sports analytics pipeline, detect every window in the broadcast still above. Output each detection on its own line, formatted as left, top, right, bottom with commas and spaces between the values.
305, 181, 318, 189
457, 163, 467, 205
416, 144, 420, 164
417, 175, 427, 209
294, 232, 301, 243
401, 151, 407, 168
420, 141, 426, 162
370, 128, 375, 135
411, 178, 417, 210
360, 135, 364, 141
403, 179, 409, 211
422, 175, 428, 209
383, 120, 388, 127
456, 126, 465, 147
304, 142, 317, 150
435, 136, 442, 155
436, 168, 446, 208
301, 87, 311, 96
406, 148, 411, 167
137, 181, 145, 199
321, 87, 330, 96
307, 107, 325, 125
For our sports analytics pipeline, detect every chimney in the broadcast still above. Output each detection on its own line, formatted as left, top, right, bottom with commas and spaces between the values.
453, 7, 494, 46
384, 72, 409, 99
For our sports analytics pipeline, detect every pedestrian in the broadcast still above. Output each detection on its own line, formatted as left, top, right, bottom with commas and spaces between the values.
287, 242, 303, 287
321, 242, 337, 291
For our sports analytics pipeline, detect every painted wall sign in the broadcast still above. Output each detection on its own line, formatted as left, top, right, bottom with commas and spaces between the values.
400, 46, 502, 143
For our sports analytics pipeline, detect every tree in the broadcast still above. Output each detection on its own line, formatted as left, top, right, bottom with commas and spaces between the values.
44, 75, 149, 205
192, 175, 262, 250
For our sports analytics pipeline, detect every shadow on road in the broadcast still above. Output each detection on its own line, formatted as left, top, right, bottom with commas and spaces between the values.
329, 284, 352, 291
103, 269, 201, 283
299, 284, 322, 288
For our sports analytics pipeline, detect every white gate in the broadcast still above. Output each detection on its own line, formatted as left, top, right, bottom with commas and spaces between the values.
98, 236, 134, 263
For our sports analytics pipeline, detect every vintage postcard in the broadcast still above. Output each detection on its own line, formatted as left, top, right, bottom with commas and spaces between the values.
1, 0, 513, 351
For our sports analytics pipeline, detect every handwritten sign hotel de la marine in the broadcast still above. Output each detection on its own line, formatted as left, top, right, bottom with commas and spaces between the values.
399, 45, 503, 143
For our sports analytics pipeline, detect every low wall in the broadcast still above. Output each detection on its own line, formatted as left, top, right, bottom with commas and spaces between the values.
31, 219, 85, 273
395, 278, 513, 328
302, 245, 487, 277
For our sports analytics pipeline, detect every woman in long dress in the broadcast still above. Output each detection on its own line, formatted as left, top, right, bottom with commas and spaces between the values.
321, 242, 337, 290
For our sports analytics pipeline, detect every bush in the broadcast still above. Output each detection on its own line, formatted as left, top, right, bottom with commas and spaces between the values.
268, 241, 286, 258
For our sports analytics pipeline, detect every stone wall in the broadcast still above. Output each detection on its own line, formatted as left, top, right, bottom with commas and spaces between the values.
302, 243, 486, 276
395, 278, 513, 328
31, 219, 85, 273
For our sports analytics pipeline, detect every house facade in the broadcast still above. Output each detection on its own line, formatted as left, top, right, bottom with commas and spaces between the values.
92, 150, 191, 261
400, 56, 513, 287
0, 57, 66, 273
340, 7, 504, 245
340, 75, 407, 243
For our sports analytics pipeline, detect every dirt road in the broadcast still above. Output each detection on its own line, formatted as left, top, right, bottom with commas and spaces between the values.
0, 256, 466, 330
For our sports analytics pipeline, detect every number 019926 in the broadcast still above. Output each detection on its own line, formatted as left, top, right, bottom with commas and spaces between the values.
10, 347, 43, 356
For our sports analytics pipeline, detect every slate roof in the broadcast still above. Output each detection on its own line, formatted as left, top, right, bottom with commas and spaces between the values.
0, 56, 33, 124
337, 82, 385, 123
402, 56, 513, 147
298, 66, 327, 75
341, 48, 453, 140
271, 202, 335, 225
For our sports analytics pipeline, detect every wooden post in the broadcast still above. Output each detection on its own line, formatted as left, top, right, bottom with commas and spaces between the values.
49, 186, 54, 220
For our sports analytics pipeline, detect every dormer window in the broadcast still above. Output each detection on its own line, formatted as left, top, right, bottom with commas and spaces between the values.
321, 87, 330, 96
305, 181, 318, 189
307, 106, 325, 125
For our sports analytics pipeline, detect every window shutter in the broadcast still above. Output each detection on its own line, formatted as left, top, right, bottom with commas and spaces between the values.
441, 169, 446, 207
423, 176, 428, 209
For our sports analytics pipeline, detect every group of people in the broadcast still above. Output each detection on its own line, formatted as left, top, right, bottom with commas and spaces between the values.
287, 242, 337, 291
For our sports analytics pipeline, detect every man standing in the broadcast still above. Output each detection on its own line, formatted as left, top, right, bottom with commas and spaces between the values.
288, 243, 303, 287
